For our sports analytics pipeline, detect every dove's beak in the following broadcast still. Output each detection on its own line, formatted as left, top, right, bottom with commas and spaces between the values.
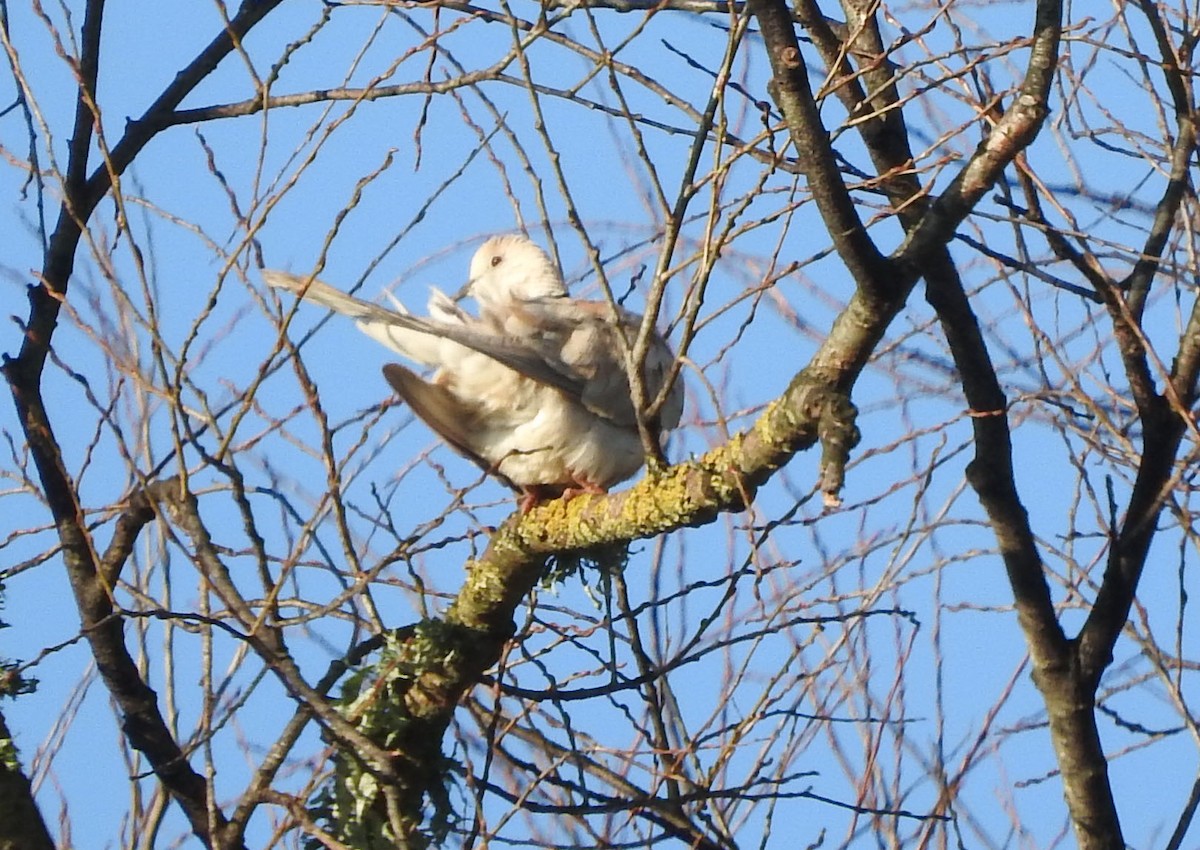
452, 279, 474, 302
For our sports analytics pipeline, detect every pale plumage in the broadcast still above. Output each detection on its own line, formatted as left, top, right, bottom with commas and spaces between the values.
263, 235, 682, 509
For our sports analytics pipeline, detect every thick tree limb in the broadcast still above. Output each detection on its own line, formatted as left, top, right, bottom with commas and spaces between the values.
786, 1, 1132, 847
362, 367, 864, 839
894, 0, 1063, 269
3, 3, 286, 847
0, 709, 55, 850
745, 0, 889, 294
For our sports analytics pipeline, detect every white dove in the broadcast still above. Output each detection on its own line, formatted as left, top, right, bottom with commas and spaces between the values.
263, 235, 683, 511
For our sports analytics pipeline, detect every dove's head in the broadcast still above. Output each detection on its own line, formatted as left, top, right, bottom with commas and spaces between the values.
466, 235, 567, 308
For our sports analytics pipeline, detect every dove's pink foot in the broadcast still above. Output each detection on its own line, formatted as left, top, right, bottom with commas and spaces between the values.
517, 479, 607, 513
561, 477, 608, 502
518, 484, 563, 514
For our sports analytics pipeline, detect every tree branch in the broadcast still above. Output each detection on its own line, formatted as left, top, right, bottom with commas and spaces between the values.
799, 7, 1114, 838
153, 485, 406, 784
745, 0, 890, 294
894, 0, 1063, 269
1071, 1, 1200, 689
0, 708, 55, 850
3, 3, 287, 847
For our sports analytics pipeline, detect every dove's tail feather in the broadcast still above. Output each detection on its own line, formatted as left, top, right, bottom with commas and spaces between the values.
265, 269, 454, 365
382, 363, 519, 493
262, 270, 402, 324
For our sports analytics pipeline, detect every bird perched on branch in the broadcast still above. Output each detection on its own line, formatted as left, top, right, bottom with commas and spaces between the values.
264, 235, 683, 511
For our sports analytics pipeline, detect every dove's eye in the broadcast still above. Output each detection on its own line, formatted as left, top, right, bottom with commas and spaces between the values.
490, 255, 503, 268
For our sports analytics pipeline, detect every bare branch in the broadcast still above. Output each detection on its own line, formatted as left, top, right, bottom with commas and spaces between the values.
746, 0, 889, 294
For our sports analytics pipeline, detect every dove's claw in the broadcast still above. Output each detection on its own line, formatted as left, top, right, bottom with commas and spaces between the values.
561, 478, 607, 502
518, 484, 561, 513
517, 479, 606, 512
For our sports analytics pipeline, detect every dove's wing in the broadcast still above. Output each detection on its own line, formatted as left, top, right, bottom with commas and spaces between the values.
506, 298, 683, 429
381, 363, 520, 491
